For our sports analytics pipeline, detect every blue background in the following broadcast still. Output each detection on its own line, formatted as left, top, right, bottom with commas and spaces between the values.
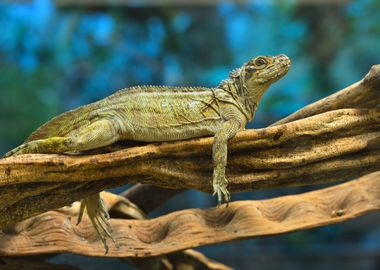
1, 0, 380, 269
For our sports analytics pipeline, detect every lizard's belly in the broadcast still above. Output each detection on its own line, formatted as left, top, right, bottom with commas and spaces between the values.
123, 118, 222, 142
115, 91, 224, 142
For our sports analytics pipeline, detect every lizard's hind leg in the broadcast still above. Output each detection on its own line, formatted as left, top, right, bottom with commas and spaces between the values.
3, 119, 122, 251
4, 119, 121, 157
3, 137, 72, 157
77, 193, 117, 253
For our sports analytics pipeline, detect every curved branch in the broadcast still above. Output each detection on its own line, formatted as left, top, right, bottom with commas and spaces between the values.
60, 192, 232, 270
0, 108, 379, 228
0, 172, 379, 257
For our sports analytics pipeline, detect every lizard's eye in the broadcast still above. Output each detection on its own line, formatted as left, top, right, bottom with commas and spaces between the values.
254, 57, 267, 67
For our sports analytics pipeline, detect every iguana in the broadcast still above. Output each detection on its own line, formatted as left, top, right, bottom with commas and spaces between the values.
4, 54, 291, 251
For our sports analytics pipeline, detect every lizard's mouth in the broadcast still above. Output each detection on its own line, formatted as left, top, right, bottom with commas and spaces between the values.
260, 54, 291, 84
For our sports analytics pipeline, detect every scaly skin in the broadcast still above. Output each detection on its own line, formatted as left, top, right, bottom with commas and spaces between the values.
3, 54, 291, 252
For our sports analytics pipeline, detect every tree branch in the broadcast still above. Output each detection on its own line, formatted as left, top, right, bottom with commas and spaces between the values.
0, 172, 379, 257
62, 192, 233, 270
0, 107, 379, 228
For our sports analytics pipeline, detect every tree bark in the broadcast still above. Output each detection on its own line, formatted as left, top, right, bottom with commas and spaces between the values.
0, 172, 379, 257
0, 108, 379, 228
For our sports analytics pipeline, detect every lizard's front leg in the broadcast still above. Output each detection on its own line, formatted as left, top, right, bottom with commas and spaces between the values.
212, 119, 241, 206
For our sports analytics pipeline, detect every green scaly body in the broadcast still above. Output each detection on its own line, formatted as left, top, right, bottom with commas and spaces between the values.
27, 86, 245, 144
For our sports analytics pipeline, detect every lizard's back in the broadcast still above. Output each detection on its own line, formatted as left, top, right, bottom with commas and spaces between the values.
26, 86, 239, 143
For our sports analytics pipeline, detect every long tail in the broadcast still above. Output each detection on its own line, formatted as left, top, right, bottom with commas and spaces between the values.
25, 103, 96, 142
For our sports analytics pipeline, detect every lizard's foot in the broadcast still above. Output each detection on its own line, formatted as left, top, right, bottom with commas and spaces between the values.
77, 193, 116, 253
212, 175, 231, 207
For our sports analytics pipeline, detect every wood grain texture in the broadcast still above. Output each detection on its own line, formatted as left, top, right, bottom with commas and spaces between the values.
0, 172, 379, 258
0, 192, 233, 269
105, 191, 232, 269
91, 192, 233, 269
0, 108, 379, 228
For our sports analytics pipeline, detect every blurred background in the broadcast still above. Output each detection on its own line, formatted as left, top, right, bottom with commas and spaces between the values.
1, 0, 380, 269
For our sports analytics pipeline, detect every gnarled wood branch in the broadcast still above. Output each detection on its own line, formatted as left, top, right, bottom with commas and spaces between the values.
65, 192, 232, 270
0, 172, 379, 257
0, 191, 232, 269
0, 108, 379, 228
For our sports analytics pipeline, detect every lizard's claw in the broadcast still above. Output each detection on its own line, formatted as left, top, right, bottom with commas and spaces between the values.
212, 176, 231, 207
77, 193, 116, 253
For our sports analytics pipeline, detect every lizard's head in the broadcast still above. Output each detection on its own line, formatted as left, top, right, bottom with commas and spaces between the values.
231, 54, 291, 90
222, 54, 291, 118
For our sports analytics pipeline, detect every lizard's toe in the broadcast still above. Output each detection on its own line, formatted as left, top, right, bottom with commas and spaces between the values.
79, 193, 116, 252
213, 176, 230, 207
